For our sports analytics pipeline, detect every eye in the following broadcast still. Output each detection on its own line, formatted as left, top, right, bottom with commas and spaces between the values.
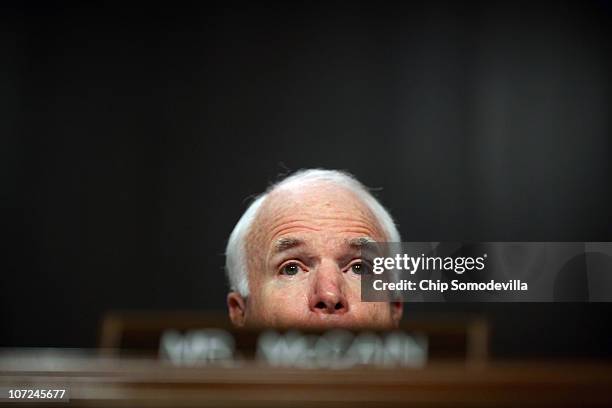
348, 260, 369, 275
279, 262, 303, 276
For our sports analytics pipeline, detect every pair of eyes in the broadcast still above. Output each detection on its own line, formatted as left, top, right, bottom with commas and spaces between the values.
279, 260, 370, 276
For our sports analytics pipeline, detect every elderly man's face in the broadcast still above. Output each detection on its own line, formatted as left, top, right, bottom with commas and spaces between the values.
227, 183, 402, 329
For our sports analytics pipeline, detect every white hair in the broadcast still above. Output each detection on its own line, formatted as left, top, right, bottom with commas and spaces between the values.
225, 169, 401, 296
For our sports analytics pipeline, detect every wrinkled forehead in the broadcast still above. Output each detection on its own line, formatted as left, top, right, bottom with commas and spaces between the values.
246, 182, 386, 257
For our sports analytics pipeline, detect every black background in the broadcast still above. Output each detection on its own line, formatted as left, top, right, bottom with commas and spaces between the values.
2, 1, 611, 358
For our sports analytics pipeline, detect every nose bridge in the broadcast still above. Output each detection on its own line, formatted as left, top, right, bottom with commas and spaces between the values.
315, 258, 342, 290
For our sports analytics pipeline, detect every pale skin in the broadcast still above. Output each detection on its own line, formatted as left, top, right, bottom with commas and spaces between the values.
227, 182, 403, 329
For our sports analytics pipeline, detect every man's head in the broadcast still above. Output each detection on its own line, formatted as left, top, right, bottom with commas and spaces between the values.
225, 169, 402, 329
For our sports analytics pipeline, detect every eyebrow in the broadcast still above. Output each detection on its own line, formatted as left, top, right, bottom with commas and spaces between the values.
272, 237, 305, 254
271, 236, 377, 256
347, 237, 377, 248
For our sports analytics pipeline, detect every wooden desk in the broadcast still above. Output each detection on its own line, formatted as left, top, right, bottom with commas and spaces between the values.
1, 350, 611, 407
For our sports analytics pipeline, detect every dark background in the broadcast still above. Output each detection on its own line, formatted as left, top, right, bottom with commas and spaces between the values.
2, 1, 611, 358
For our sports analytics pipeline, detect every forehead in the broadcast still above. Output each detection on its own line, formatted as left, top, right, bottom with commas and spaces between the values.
248, 182, 386, 251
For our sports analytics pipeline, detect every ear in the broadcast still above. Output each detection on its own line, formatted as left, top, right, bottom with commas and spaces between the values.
227, 292, 247, 327
390, 301, 403, 327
